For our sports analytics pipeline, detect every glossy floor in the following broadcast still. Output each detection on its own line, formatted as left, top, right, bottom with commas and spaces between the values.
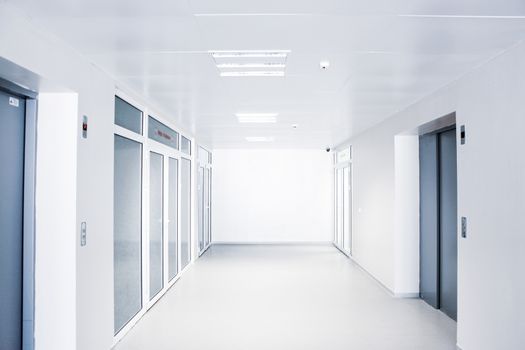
114, 245, 457, 350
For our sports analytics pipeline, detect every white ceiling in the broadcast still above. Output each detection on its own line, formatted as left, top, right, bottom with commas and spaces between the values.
8, 0, 525, 148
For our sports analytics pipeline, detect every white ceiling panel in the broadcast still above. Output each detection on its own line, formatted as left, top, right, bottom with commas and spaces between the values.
6, 0, 525, 148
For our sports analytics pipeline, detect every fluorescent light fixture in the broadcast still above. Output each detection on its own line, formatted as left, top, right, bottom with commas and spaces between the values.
220, 71, 285, 77
210, 50, 290, 58
246, 136, 275, 142
236, 113, 278, 117
236, 113, 278, 123
217, 63, 286, 69
399, 14, 525, 19
195, 13, 311, 17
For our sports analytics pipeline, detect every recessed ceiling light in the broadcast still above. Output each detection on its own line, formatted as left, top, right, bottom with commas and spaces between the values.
195, 13, 311, 17
246, 136, 275, 142
217, 63, 286, 69
320, 60, 330, 70
210, 50, 290, 58
220, 71, 285, 77
236, 113, 278, 123
236, 113, 278, 117
398, 14, 525, 19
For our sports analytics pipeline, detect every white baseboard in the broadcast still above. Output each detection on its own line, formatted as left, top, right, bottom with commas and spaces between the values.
211, 241, 332, 246
347, 255, 419, 299
394, 292, 420, 298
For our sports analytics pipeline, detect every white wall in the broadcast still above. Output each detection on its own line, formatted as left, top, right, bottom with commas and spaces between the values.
345, 42, 525, 349
393, 136, 420, 296
34, 93, 78, 350
212, 149, 333, 243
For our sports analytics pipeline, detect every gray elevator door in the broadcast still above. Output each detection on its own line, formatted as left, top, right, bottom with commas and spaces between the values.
0, 89, 26, 349
419, 134, 440, 309
439, 129, 458, 320
419, 127, 458, 321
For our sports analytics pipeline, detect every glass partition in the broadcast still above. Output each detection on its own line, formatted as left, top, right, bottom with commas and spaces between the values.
114, 135, 143, 333
149, 152, 164, 299
148, 116, 179, 150
115, 97, 143, 134
180, 158, 191, 269
181, 136, 191, 155
168, 158, 179, 281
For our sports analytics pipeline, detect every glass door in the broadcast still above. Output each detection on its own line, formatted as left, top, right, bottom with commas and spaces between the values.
204, 167, 211, 248
334, 147, 352, 257
149, 152, 164, 300
180, 157, 191, 269
198, 147, 212, 255
198, 166, 205, 252
343, 166, 352, 254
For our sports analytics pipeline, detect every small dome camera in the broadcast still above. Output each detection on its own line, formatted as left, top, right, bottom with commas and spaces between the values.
326, 147, 331, 153
320, 60, 330, 70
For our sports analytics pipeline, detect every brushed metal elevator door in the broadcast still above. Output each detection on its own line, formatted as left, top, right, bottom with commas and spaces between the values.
419, 127, 458, 321
0, 88, 26, 350
419, 133, 440, 309
439, 129, 458, 320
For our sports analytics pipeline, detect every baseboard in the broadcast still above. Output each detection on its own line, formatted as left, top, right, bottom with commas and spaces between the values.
347, 256, 419, 299
349, 258, 397, 297
211, 241, 332, 246
394, 292, 420, 299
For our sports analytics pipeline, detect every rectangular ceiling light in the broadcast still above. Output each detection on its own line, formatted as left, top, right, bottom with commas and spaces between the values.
246, 136, 275, 142
217, 63, 286, 69
220, 71, 285, 77
210, 50, 290, 58
399, 14, 525, 19
236, 113, 278, 123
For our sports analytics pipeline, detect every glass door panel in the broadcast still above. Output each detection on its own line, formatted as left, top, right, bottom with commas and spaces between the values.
180, 158, 191, 269
149, 152, 164, 299
343, 166, 352, 254
198, 166, 204, 252
168, 158, 178, 281
204, 168, 211, 248
114, 135, 143, 333
336, 168, 344, 247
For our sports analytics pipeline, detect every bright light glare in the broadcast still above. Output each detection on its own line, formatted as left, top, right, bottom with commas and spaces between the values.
217, 63, 286, 69
220, 71, 285, 77
236, 113, 278, 123
245, 136, 275, 142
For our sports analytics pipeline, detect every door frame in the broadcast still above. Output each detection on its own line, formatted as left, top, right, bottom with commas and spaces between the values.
0, 79, 37, 350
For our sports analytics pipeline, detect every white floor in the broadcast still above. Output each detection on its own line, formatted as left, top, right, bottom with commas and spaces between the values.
114, 245, 457, 350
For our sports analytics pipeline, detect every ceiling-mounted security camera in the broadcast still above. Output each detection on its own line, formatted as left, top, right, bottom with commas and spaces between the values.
320, 60, 330, 70
326, 147, 331, 153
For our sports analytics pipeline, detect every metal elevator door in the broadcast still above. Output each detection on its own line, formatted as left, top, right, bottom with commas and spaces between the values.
0, 88, 26, 349
439, 129, 458, 320
419, 127, 458, 321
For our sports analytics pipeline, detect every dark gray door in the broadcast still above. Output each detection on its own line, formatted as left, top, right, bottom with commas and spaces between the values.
419, 127, 458, 321
439, 129, 458, 320
0, 89, 26, 349
419, 134, 440, 308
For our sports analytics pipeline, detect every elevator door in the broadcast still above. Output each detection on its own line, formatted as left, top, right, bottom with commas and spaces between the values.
0, 89, 26, 349
439, 129, 458, 320
419, 127, 458, 321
